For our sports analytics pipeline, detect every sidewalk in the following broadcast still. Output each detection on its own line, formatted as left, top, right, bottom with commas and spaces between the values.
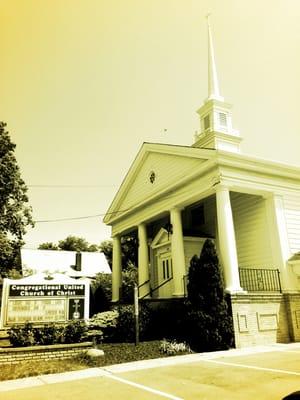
2, 342, 300, 393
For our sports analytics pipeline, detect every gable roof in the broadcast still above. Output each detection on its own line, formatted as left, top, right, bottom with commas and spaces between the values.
103, 142, 217, 225
104, 141, 300, 227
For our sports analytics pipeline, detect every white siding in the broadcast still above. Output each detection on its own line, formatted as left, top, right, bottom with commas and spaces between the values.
283, 194, 300, 253
231, 193, 273, 268
121, 152, 205, 209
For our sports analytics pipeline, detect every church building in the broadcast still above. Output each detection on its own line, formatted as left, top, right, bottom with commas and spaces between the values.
104, 19, 300, 348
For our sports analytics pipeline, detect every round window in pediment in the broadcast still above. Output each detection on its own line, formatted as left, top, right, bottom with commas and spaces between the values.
149, 171, 156, 184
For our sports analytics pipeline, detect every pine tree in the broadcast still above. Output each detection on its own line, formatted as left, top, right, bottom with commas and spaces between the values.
0, 122, 34, 276
185, 239, 234, 352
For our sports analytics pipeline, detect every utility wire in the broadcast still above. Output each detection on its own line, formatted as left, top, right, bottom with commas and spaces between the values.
34, 185, 213, 223
28, 184, 117, 188
35, 208, 131, 223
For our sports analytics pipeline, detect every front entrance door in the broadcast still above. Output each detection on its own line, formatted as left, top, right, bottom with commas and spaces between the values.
158, 252, 173, 298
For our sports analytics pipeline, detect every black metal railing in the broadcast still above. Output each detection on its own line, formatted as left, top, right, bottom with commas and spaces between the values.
138, 280, 150, 291
239, 268, 281, 292
139, 277, 173, 300
137, 279, 150, 300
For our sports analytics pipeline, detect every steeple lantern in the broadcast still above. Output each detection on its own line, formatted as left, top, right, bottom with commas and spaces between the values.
193, 16, 242, 153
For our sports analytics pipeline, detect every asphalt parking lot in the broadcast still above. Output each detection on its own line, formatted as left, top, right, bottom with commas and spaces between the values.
1, 343, 300, 400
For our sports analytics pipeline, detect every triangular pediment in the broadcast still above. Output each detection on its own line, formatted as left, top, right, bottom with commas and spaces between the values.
104, 142, 215, 224
151, 228, 170, 248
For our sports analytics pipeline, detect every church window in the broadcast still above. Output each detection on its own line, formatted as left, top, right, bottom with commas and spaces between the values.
219, 112, 227, 127
162, 258, 172, 280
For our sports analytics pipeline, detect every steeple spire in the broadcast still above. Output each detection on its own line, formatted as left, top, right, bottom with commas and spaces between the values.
206, 14, 224, 102
192, 15, 242, 153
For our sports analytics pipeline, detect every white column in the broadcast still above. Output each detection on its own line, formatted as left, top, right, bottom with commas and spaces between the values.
215, 185, 244, 293
170, 207, 186, 297
112, 235, 122, 302
138, 223, 150, 298
265, 194, 295, 291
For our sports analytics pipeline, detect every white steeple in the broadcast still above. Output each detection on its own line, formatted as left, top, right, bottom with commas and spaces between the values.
193, 15, 242, 153
207, 14, 224, 102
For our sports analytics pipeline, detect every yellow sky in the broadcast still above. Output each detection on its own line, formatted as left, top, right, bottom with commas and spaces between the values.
0, 0, 299, 248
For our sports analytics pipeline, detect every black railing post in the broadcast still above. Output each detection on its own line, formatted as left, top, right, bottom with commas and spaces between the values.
277, 270, 282, 293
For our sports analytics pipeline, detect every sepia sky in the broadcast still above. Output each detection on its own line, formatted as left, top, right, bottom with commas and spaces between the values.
0, 0, 300, 249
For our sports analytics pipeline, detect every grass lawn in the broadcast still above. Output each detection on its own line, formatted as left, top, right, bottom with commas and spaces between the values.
0, 341, 187, 382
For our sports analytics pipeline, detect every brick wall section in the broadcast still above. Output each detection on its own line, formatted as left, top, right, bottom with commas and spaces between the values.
0, 342, 93, 365
284, 294, 300, 342
230, 293, 291, 348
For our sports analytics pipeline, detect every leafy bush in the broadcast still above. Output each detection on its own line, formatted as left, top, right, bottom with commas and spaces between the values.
8, 322, 35, 347
159, 339, 192, 356
114, 304, 151, 342
33, 323, 64, 345
8, 320, 88, 347
63, 320, 88, 344
87, 310, 118, 342
89, 310, 118, 328
145, 301, 187, 341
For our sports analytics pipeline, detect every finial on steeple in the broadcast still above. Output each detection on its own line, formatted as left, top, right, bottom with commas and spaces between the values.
206, 14, 224, 102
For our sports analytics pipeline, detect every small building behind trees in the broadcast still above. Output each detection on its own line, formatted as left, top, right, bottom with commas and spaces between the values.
21, 249, 111, 279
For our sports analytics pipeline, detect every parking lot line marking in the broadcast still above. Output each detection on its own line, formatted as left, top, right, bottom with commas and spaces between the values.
204, 359, 300, 376
105, 374, 184, 400
279, 350, 300, 354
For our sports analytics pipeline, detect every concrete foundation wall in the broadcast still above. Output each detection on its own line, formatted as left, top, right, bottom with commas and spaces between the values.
231, 293, 290, 348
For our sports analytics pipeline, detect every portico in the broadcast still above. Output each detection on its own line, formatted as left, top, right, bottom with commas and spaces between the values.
109, 183, 265, 302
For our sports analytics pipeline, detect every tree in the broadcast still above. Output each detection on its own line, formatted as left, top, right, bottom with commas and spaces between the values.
38, 242, 59, 250
99, 235, 138, 271
185, 239, 234, 352
38, 236, 99, 252
99, 240, 113, 267
58, 235, 91, 251
0, 122, 34, 276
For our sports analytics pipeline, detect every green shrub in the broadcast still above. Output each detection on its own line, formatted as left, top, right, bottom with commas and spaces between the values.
8, 322, 35, 347
33, 323, 64, 345
185, 239, 234, 352
63, 320, 88, 344
88, 310, 118, 342
8, 320, 88, 347
89, 310, 118, 328
115, 304, 151, 342
145, 301, 187, 341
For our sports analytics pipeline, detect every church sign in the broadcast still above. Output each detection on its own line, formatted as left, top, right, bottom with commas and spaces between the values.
0, 274, 90, 328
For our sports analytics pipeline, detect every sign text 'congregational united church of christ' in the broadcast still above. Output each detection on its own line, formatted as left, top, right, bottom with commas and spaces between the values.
0, 275, 90, 328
